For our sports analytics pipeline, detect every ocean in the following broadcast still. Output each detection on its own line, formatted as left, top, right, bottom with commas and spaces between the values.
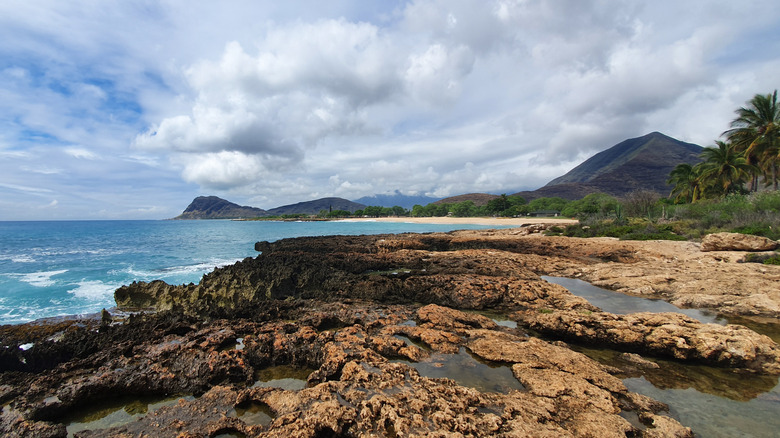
0, 220, 502, 325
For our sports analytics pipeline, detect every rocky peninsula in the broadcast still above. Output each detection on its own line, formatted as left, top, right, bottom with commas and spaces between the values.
2, 226, 779, 437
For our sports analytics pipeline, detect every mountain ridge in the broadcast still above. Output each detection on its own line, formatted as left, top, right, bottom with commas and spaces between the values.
266, 197, 365, 215
546, 132, 702, 187
173, 196, 267, 220
514, 132, 702, 200
173, 196, 365, 219
432, 193, 500, 206
354, 191, 441, 209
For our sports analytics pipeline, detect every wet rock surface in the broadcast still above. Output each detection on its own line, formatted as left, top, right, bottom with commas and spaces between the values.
1, 303, 693, 438
4, 227, 780, 436
516, 309, 780, 374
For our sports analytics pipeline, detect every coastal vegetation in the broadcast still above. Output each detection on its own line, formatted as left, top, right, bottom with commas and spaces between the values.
546, 191, 780, 243
266, 188, 780, 248
547, 90, 780, 245
668, 90, 779, 202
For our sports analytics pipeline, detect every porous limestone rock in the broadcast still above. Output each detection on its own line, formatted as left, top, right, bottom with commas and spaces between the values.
700, 232, 778, 252
0, 303, 693, 437
515, 309, 780, 374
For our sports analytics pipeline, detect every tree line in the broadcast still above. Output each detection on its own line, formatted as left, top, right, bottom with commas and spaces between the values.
304, 193, 641, 219
308, 194, 575, 219
668, 90, 779, 203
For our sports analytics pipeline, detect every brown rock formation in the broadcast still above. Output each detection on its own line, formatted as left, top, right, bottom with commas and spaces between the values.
700, 232, 779, 252
515, 309, 780, 374
5, 227, 780, 436
0, 304, 692, 437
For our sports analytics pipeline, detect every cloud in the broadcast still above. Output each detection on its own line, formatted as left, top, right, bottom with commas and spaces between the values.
180, 151, 267, 189
404, 43, 475, 104
2, 0, 780, 218
20, 165, 61, 175
134, 19, 406, 158
133, 15, 486, 184
64, 147, 98, 160
0, 182, 54, 194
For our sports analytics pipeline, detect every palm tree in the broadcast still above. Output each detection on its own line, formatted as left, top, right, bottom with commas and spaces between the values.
697, 141, 755, 196
724, 90, 780, 190
667, 162, 703, 203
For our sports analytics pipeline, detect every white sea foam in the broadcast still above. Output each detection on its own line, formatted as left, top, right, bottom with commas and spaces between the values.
0, 253, 36, 263
68, 280, 120, 300
36, 247, 119, 257
16, 269, 68, 287
116, 258, 244, 281
0, 305, 41, 325
159, 258, 244, 276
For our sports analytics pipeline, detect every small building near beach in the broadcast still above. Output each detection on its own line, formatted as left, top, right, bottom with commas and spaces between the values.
528, 210, 560, 217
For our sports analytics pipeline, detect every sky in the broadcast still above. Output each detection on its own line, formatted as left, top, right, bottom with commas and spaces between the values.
1, 1, 779, 220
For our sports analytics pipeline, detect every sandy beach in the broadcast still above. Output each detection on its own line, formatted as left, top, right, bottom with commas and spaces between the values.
339, 216, 578, 226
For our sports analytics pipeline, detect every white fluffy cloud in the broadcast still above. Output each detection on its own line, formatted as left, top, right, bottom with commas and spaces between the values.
180, 151, 266, 189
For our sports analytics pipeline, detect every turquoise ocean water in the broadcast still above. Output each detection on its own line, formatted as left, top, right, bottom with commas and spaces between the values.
0, 220, 501, 325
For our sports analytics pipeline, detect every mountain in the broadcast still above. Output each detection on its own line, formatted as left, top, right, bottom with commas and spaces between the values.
513, 132, 703, 200
354, 191, 441, 209
173, 196, 267, 219
433, 193, 500, 206
266, 197, 366, 215
176, 133, 701, 218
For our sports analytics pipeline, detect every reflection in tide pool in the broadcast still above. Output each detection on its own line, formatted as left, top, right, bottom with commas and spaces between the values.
545, 276, 780, 438
252, 365, 314, 391
625, 377, 780, 438
64, 394, 194, 436
229, 400, 274, 426
394, 347, 523, 394
542, 276, 727, 324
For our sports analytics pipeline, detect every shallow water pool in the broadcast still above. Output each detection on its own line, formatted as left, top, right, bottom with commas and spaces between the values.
252, 365, 314, 391
63, 394, 194, 437
544, 276, 780, 438
393, 347, 524, 394
542, 276, 727, 324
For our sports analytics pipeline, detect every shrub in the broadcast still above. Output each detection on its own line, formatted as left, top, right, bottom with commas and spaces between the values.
544, 226, 564, 236
621, 190, 661, 218
765, 256, 780, 265
743, 252, 780, 265
619, 231, 687, 241
731, 224, 777, 239
751, 191, 780, 212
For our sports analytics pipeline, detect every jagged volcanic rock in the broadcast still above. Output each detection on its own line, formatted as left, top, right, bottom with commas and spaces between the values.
5, 227, 780, 436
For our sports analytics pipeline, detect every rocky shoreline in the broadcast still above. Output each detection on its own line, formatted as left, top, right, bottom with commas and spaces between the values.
2, 227, 779, 437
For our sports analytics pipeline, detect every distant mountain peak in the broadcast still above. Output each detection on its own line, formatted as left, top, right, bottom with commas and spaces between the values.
545, 132, 701, 187
173, 196, 266, 219
265, 197, 365, 215
433, 193, 500, 206
514, 132, 702, 200
354, 191, 441, 209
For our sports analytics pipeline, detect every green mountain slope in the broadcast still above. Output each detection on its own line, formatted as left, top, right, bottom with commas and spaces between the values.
432, 193, 500, 206
515, 132, 702, 200
266, 197, 365, 215
173, 196, 267, 219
